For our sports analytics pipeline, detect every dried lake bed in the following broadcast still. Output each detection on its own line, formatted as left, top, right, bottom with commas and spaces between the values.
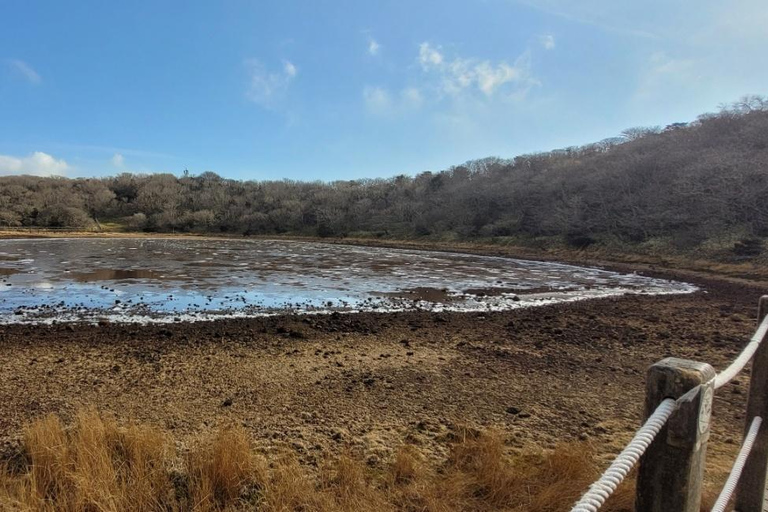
0, 238, 696, 323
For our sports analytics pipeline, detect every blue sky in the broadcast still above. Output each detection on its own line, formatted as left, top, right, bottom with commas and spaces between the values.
1, 0, 766, 181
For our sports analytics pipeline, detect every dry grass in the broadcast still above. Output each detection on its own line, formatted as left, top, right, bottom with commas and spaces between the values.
0, 409, 174, 511
0, 411, 709, 511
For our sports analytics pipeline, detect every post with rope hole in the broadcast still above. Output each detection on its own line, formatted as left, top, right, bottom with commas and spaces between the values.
636, 358, 716, 512
735, 295, 768, 510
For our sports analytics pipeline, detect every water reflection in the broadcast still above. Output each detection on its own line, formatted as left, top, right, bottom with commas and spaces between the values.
0, 237, 696, 323
71, 269, 162, 282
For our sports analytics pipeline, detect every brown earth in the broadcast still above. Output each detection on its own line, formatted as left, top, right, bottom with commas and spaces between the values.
0, 242, 765, 498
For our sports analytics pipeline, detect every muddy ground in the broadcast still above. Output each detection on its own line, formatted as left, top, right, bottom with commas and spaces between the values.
0, 258, 765, 489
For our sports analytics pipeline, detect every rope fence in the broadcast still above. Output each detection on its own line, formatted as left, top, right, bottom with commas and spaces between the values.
711, 416, 763, 512
570, 296, 768, 512
570, 399, 676, 512
714, 314, 768, 390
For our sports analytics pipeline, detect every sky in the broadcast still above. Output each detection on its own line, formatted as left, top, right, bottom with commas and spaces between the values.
1, 0, 767, 181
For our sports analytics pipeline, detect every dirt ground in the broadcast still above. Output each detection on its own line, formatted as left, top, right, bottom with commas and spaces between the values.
0, 248, 765, 492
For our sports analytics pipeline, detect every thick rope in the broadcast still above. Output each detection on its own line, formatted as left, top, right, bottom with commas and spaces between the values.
714, 315, 768, 389
570, 313, 768, 512
569, 398, 676, 512
709, 416, 763, 512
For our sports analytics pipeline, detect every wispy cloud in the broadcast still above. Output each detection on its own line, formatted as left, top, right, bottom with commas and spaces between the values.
0, 152, 69, 176
283, 60, 297, 78
418, 42, 539, 99
111, 153, 125, 168
514, 0, 659, 39
418, 43, 444, 69
363, 86, 392, 114
368, 38, 381, 56
634, 51, 697, 102
363, 86, 424, 116
365, 42, 539, 119
703, 0, 768, 44
6, 59, 41, 85
244, 59, 298, 107
540, 34, 556, 50
50, 143, 175, 160
401, 87, 423, 109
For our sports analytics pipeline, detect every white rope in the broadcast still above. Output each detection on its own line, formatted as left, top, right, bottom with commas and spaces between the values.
714, 315, 768, 389
569, 398, 676, 512
570, 311, 768, 512
710, 416, 763, 512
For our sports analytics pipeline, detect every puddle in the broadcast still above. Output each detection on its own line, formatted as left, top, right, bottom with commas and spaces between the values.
0, 238, 697, 324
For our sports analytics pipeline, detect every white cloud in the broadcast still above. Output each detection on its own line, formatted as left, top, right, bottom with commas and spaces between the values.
111, 153, 125, 168
363, 86, 425, 116
244, 59, 297, 107
474, 61, 525, 96
368, 38, 381, 56
635, 51, 697, 100
401, 87, 423, 109
363, 86, 392, 114
0, 152, 69, 176
283, 60, 297, 78
541, 34, 556, 50
418, 43, 538, 100
7, 59, 41, 85
418, 43, 444, 69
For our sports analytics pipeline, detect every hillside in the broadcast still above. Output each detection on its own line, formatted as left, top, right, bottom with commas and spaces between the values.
1, 97, 767, 260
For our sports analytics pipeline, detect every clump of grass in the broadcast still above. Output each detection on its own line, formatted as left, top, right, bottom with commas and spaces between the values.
1, 409, 174, 511
1, 409, 706, 512
185, 425, 266, 511
382, 427, 634, 512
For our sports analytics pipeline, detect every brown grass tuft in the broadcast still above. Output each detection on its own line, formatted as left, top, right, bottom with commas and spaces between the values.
186, 425, 266, 511
0, 409, 708, 512
0, 409, 174, 511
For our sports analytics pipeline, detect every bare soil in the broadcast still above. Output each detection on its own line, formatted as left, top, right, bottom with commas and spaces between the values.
0, 244, 764, 492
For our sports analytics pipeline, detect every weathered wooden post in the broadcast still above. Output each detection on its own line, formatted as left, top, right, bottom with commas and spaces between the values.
636, 357, 716, 512
735, 295, 768, 511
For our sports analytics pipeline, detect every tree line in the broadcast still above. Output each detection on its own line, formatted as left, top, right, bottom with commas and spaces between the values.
1, 96, 767, 257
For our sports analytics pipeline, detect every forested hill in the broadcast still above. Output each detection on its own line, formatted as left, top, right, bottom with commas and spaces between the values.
1, 98, 767, 258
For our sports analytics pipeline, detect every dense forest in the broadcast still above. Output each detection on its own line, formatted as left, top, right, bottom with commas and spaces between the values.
1, 97, 767, 258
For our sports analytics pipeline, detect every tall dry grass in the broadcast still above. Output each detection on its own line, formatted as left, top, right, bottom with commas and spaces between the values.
0, 410, 707, 511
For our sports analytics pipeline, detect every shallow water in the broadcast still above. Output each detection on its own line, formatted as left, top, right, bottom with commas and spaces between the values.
0, 238, 696, 323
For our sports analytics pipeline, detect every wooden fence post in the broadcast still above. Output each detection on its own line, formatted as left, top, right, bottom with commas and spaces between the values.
636, 357, 716, 512
735, 295, 768, 511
